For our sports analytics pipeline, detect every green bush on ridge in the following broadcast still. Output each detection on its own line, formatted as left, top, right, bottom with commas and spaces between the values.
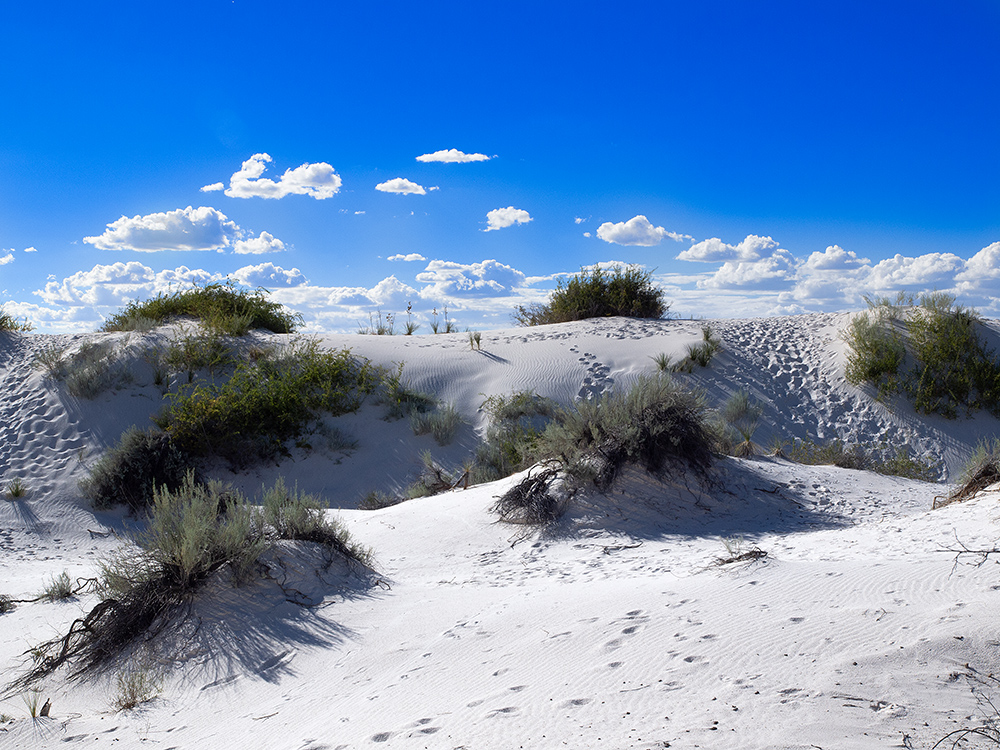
100, 281, 302, 335
513, 265, 668, 326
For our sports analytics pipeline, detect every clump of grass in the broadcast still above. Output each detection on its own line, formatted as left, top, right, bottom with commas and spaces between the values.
513, 265, 668, 326
81, 427, 192, 512
937, 439, 1000, 508
40, 572, 74, 602
0, 306, 32, 332
100, 281, 301, 335
684, 326, 723, 368
410, 403, 463, 445
17, 474, 371, 686
378, 364, 436, 420
788, 437, 939, 480
713, 536, 767, 566
154, 341, 386, 466
651, 352, 673, 373
111, 664, 162, 711
4, 477, 27, 500
721, 389, 763, 457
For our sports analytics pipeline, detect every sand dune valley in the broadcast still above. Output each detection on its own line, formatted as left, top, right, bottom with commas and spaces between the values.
3, 311, 1000, 750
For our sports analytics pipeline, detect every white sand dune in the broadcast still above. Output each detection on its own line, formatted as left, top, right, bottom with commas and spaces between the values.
2, 314, 1000, 749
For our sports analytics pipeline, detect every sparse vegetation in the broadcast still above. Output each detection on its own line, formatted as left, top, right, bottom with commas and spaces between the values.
0, 595, 13, 614
844, 292, 1000, 418
16, 474, 371, 686
513, 265, 668, 326
410, 402, 463, 446
470, 391, 556, 484
100, 281, 302, 335
468, 330, 482, 350
34, 340, 133, 398
4, 476, 27, 499
788, 437, 939, 481
358, 489, 402, 510
713, 536, 768, 566
937, 439, 1000, 508
684, 326, 722, 368
358, 310, 395, 335
111, 664, 162, 711
721, 389, 763, 457
0, 306, 32, 332
40, 572, 74, 602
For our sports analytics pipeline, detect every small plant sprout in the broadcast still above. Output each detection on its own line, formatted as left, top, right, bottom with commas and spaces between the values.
5, 477, 27, 499
722, 389, 763, 457
22, 689, 49, 718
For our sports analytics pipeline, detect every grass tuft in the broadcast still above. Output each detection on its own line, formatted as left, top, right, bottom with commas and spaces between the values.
0, 305, 32, 332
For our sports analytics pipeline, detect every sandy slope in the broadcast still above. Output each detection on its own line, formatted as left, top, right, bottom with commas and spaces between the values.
2, 314, 1000, 749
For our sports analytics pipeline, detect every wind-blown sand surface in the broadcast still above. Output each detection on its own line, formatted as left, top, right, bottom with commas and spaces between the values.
2, 313, 1000, 749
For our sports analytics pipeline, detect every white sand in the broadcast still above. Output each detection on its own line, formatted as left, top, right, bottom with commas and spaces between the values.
2, 314, 1000, 749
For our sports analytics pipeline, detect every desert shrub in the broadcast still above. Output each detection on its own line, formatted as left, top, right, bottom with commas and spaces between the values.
536, 373, 717, 489
788, 438, 938, 480
162, 327, 233, 380
843, 292, 1000, 418
17, 475, 370, 685
35, 340, 132, 398
0, 595, 13, 614
100, 281, 301, 335
40, 572, 74, 602
470, 391, 557, 484
513, 265, 668, 326
410, 403, 463, 445
721, 389, 763, 457
938, 439, 1000, 508
81, 427, 192, 512
111, 665, 161, 711
379, 365, 436, 420
0, 306, 32, 332
154, 342, 386, 465
358, 489, 403, 510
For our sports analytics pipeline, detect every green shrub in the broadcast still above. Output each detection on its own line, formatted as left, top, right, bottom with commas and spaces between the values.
843, 292, 1000, 418
685, 326, 722, 368
35, 340, 132, 398
0, 306, 32, 332
81, 427, 192, 512
788, 438, 938, 480
536, 373, 716, 489
513, 265, 668, 326
378, 365, 436, 420
154, 342, 386, 465
410, 403, 463, 445
471, 391, 557, 484
162, 327, 234, 379
4, 477, 27, 500
100, 281, 302, 335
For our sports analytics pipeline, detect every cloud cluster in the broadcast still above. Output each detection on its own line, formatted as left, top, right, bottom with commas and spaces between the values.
223, 153, 341, 200
375, 178, 432, 195
597, 215, 692, 246
0, 251, 13, 266
83, 206, 241, 252
485, 207, 532, 232
232, 262, 306, 287
388, 253, 426, 262
82, 206, 288, 255
416, 259, 526, 298
416, 149, 490, 163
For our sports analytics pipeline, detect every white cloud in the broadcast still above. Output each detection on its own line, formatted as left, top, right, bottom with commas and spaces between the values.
699, 249, 799, 291
354, 210, 366, 215
375, 178, 428, 195
484, 207, 532, 232
24, 246, 37, 253
583, 232, 592, 238
83, 206, 243, 252
35, 262, 216, 308
0, 252, 13, 265
956, 241, 1000, 281
416, 149, 490, 163
867, 252, 965, 290
597, 215, 691, 246
388, 253, 426, 262
200, 182, 224, 192
678, 235, 778, 262
232, 262, 306, 287
233, 231, 287, 255
802, 244, 870, 271
224, 153, 341, 200
575, 217, 587, 224
416, 259, 526, 297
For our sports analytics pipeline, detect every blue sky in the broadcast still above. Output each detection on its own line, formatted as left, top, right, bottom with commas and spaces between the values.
2, 1, 998, 333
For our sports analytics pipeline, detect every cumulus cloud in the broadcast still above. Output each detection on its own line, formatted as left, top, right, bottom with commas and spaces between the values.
867, 252, 965, 290
24, 246, 37, 253
376, 178, 429, 195
597, 215, 691, 246
802, 245, 870, 271
233, 231, 287, 255
224, 153, 341, 200
35, 262, 215, 308
957, 241, 1000, 281
416, 259, 526, 297
0, 251, 13, 265
678, 235, 779, 262
416, 149, 490, 163
83, 206, 243, 252
485, 207, 532, 232
200, 182, 224, 192
388, 253, 426, 262
232, 262, 306, 287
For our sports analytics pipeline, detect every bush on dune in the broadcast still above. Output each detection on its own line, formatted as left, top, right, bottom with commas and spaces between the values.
100, 281, 302, 335
13, 474, 370, 689
0, 305, 32, 332
513, 265, 668, 326
494, 374, 718, 523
